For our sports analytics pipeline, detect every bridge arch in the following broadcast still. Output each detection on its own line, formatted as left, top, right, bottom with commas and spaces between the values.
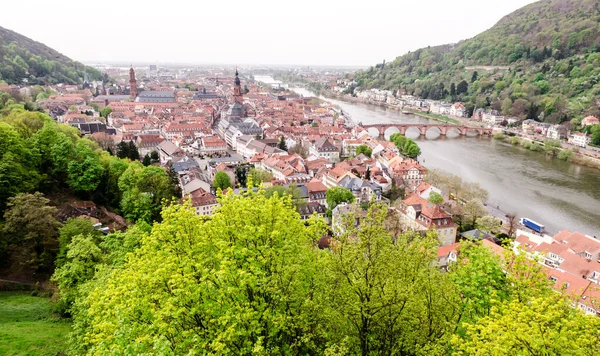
383, 126, 401, 140
424, 126, 442, 137
445, 126, 462, 137
366, 127, 380, 138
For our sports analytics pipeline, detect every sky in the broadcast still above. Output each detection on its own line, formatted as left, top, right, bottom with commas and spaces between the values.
1, 0, 538, 67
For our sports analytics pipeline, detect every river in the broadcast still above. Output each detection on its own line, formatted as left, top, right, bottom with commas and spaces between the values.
254, 76, 600, 237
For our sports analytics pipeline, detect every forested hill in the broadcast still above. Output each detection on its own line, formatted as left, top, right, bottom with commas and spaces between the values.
0, 26, 101, 85
355, 0, 600, 122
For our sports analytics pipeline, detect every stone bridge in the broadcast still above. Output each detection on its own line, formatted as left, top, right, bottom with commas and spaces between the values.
360, 123, 493, 137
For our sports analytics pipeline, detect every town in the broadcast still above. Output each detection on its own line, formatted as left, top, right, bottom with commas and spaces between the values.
5, 63, 597, 317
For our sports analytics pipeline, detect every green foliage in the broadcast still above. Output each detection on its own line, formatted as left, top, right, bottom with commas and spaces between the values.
449, 241, 508, 321
327, 205, 459, 354
70, 192, 331, 354
99, 106, 112, 118
67, 140, 104, 192
247, 167, 273, 186
428, 191, 444, 204
0, 28, 101, 85
116, 140, 140, 161
51, 234, 102, 315
326, 186, 355, 213
354, 0, 600, 121
355, 144, 372, 157
475, 215, 502, 234
213, 171, 232, 191
142, 153, 151, 166
264, 183, 306, 208
56, 218, 102, 268
118, 163, 178, 223
454, 292, 600, 355
2, 192, 61, 273
389, 132, 421, 158
558, 148, 574, 161
277, 135, 288, 151
63, 189, 600, 355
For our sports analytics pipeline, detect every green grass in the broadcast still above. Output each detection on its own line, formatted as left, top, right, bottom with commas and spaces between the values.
0, 292, 71, 356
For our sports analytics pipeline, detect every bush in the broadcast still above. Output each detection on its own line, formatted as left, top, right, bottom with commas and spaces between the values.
557, 149, 574, 161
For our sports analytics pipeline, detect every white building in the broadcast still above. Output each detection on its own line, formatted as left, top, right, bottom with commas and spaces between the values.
568, 132, 591, 147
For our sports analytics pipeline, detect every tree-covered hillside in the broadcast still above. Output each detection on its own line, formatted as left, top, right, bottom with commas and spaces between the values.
0, 26, 101, 85
356, 0, 600, 122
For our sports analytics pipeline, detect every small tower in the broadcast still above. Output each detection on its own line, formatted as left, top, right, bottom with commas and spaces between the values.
233, 68, 242, 102
129, 65, 137, 100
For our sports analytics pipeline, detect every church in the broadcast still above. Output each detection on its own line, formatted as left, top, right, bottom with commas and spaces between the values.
218, 69, 262, 147
128, 66, 176, 103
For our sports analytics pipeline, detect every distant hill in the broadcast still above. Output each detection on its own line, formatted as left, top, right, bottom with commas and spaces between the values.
0, 26, 101, 85
355, 0, 600, 122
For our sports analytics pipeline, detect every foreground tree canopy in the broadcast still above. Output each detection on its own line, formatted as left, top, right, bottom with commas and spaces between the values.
65, 189, 600, 355
0, 106, 179, 276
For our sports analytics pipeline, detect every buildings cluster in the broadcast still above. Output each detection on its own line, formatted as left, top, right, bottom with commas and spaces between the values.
33, 64, 600, 316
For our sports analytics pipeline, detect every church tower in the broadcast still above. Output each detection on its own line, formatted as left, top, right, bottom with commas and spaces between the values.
233, 68, 242, 103
129, 66, 137, 100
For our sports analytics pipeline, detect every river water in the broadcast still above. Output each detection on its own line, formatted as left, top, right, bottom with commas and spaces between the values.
254, 76, 600, 236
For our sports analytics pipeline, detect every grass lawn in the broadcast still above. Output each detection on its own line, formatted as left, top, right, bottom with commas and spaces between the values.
0, 291, 71, 355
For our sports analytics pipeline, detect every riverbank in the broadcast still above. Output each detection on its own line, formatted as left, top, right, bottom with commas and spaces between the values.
297, 87, 466, 126
494, 133, 600, 171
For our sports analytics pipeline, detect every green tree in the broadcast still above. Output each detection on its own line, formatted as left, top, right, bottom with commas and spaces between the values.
142, 154, 151, 166
501, 97, 512, 116
67, 140, 104, 192
56, 218, 102, 268
0, 122, 40, 212
454, 292, 600, 355
247, 167, 273, 186
99, 106, 112, 118
51, 234, 102, 315
428, 191, 444, 204
213, 171, 232, 191
457, 80, 469, 95
558, 148, 574, 160
118, 163, 178, 223
471, 71, 478, 83
150, 150, 159, 162
355, 144, 372, 158
2, 192, 61, 273
326, 186, 355, 213
277, 135, 288, 151
327, 204, 460, 355
69, 191, 330, 354
475, 215, 502, 234
463, 199, 487, 229
449, 241, 508, 322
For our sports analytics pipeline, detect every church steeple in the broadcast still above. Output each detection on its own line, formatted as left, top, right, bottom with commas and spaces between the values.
129, 65, 137, 100
233, 68, 242, 102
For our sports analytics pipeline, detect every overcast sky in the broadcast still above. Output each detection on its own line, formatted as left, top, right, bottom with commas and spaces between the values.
2, 0, 538, 67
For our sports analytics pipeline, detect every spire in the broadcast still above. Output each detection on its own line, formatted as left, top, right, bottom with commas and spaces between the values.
234, 68, 240, 86
129, 65, 137, 100
233, 68, 242, 102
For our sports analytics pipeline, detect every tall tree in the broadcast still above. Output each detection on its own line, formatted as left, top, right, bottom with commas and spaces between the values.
356, 144, 373, 158
326, 186, 355, 213
213, 171, 232, 192
69, 191, 330, 354
457, 80, 469, 95
327, 204, 460, 355
277, 135, 288, 151
2, 192, 61, 273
